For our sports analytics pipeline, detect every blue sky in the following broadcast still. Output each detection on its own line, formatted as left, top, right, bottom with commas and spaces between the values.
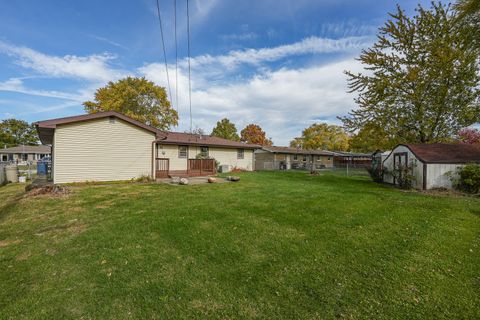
0, 0, 431, 145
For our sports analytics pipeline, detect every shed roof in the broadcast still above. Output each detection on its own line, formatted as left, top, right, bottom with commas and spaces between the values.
261, 146, 335, 156
400, 143, 480, 164
0, 145, 51, 154
157, 132, 259, 149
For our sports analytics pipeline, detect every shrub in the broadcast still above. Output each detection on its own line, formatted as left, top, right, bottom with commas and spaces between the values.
384, 161, 416, 189
367, 167, 383, 182
450, 163, 480, 194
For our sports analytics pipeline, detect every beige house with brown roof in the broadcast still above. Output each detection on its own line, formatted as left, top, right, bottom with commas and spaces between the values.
0, 145, 51, 163
255, 146, 335, 170
35, 111, 258, 184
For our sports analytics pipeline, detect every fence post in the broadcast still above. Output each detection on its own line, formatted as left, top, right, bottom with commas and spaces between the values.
347, 163, 349, 176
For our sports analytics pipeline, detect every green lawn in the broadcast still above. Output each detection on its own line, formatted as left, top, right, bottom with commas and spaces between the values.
0, 171, 479, 319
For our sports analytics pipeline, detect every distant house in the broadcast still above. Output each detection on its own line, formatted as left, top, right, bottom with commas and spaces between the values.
332, 151, 373, 168
382, 143, 480, 190
254, 146, 335, 170
0, 145, 51, 163
35, 111, 259, 184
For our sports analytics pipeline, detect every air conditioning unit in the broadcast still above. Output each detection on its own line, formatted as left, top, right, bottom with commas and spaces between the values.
219, 165, 230, 173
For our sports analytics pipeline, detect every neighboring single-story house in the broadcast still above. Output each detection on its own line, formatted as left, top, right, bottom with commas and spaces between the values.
382, 143, 480, 190
0, 145, 51, 163
333, 151, 373, 168
35, 111, 258, 184
254, 146, 335, 170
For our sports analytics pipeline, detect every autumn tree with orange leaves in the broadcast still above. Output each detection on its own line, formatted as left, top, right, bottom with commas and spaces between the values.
240, 124, 273, 146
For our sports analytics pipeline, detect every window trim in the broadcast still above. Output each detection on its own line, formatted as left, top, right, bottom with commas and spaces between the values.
178, 145, 188, 158
237, 148, 244, 159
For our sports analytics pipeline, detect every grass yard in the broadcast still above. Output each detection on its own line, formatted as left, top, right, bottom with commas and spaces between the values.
0, 171, 479, 319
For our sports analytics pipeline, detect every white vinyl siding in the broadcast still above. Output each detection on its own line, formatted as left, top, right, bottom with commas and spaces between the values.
426, 163, 463, 189
157, 144, 187, 170
191, 146, 254, 171
53, 117, 154, 184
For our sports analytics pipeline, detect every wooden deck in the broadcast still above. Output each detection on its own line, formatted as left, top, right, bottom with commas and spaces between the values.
155, 158, 216, 178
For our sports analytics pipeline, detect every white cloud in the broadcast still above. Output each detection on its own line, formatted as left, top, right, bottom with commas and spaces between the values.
140, 57, 363, 145
0, 41, 127, 82
185, 36, 372, 70
1, 36, 366, 145
0, 78, 87, 101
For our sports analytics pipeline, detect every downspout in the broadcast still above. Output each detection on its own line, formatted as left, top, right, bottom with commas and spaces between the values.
151, 141, 156, 180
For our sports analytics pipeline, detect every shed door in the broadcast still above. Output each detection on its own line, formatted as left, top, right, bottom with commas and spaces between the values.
393, 152, 408, 185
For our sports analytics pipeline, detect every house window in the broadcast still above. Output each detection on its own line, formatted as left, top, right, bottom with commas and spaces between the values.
21, 154, 28, 161
237, 149, 244, 159
1, 155, 7, 162
302, 155, 307, 162
109, 116, 116, 124
178, 145, 188, 158
200, 146, 209, 157
293, 154, 298, 160
328, 157, 331, 161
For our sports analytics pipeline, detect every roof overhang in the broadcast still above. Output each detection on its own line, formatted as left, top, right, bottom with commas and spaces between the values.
34, 111, 167, 144
156, 139, 259, 150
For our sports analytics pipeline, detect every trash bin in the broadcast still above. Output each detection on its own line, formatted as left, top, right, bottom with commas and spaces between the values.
5, 165, 18, 183
37, 161, 47, 175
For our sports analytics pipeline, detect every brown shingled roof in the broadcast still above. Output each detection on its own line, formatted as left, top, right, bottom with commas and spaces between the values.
402, 143, 480, 164
261, 146, 335, 156
1, 145, 51, 154
35, 112, 259, 149
158, 132, 259, 149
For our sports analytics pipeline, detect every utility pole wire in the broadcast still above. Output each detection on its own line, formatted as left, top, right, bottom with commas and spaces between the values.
187, 0, 193, 133
155, 0, 173, 110
174, 0, 179, 115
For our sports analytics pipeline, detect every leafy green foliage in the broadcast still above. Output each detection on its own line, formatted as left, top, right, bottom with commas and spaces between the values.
342, 2, 480, 144
290, 123, 350, 151
455, 0, 480, 48
211, 118, 240, 141
0, 119, 38, 147
83, 77, 178, 130
451, 163, 480, 194
349, 122, 399, 152
240, 124, 272, 146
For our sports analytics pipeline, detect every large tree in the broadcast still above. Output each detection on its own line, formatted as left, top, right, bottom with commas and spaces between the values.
211, 118, 240, 141
341, 2, 480, 144
456, 0, 480, 48
290, 123, 350, 151
0, 119, 38, 148
84, 77, 178, 130
349, 122, 399, 152
240, 124, 273, 146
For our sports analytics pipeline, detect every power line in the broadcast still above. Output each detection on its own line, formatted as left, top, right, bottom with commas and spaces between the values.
174, 0, 179, 115
186, 0, 192, 133
155, 0, 173, 110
